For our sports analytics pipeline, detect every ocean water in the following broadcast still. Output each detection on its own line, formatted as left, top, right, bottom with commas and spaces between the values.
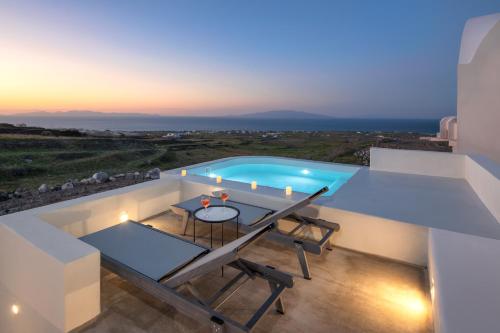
0, 116, 439, 133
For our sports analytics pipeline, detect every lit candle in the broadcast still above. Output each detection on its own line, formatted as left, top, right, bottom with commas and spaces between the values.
285, 186, 292, 196
11, 304, 19, 315
251, 181, 257, 190
181, 169, 187, 176
119, 211, 129, 223
216, 175, 222, 184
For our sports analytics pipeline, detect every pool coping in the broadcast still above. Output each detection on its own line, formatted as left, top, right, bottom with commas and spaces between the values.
166, 154, 499, 241
165, 155, 361, 198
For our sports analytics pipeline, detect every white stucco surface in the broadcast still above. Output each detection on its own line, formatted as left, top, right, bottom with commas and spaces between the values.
465, 155, 500, 221
457, 14, 500, 162
370, 147, 465, 178
0, 151, 498, 332
179, 178, 430, 265
327, 168, 499, 239
458, 13, 500, 64
429, 228, 500, 333
0, 177, 182, 332
0, 220, 100, 332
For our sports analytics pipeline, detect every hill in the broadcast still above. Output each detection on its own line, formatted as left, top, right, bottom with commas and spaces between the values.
9, 110, 155, 117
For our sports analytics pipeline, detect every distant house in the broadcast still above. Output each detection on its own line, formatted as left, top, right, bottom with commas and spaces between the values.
162, 132, 181, 139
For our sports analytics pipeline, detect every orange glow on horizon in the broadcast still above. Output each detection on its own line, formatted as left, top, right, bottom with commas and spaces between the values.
0, 40, 320, 115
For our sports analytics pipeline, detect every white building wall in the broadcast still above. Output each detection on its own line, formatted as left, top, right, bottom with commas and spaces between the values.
457, 14, 500, 163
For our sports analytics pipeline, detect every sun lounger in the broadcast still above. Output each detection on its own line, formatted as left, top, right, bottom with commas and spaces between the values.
172, 187, 340, 279
80, 220, 293, 333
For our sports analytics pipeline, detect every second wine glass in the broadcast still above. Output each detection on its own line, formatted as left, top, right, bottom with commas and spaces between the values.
200, 196, 210, 217
220, 192, 229, 211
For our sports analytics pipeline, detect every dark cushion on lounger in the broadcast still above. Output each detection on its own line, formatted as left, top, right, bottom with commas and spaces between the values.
80, 221, 208, 281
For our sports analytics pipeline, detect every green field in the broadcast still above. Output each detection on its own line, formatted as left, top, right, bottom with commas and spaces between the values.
0, 125, 451, 192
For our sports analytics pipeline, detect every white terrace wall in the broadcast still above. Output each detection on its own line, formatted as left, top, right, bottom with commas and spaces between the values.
370, 147, 465, 178
428, 228, 500, 333
370, 148, 500, 222
465, 155, 500, 221
39, 176, 181, 237
181, 179, 429, 265
0, 176, 181, 333
0, 216, 99, 333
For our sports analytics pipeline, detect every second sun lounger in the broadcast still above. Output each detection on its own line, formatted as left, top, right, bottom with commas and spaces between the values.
172, 186, 340, 279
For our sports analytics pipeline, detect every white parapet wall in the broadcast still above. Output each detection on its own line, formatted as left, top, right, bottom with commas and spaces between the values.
0, 176, 182, 332
370, 147, 465, 178
465, 155, 500, 222
370, 148, 499, 223
181, 178, 429, 266
326, 208, 429, 266
428, 228, 500, 333
0, 216, 100, 332
39, 176, 182, 237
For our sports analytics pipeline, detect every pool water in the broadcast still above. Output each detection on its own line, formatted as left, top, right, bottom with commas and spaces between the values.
189, 158, 357, 196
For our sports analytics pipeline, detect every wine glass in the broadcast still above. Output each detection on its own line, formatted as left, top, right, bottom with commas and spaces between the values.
220, 192, 229, 210
201, 196, 210, 217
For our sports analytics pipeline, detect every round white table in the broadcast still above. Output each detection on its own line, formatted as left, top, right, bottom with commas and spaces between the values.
193, 205, 240, 248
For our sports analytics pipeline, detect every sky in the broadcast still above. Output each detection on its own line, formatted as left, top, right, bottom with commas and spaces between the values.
1, 0, 500, 118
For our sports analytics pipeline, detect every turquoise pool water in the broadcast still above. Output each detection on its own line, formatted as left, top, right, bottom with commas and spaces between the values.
189, 159, 357, 196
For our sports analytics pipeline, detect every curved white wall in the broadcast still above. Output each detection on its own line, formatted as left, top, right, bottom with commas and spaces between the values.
457, 14, 500, 163
459, 13, 500, 65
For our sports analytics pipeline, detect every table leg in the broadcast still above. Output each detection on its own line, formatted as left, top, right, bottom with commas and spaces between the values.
193, 218, 196, 243
210, 224, 213, 248
182, 212, 190, 236
221, 223, 224, 277
236, 217, 239, 239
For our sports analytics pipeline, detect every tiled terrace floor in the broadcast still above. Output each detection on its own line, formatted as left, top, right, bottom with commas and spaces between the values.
75, 211, 433, 333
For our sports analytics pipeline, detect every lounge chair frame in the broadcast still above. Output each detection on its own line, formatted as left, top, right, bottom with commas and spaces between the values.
81, 221, 293, 333
173, 187, 340, 279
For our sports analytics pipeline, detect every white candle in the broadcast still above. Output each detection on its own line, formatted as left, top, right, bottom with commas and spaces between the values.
251, 181, 257, 190
285, 186, 292, 196
181, 169, 187, 176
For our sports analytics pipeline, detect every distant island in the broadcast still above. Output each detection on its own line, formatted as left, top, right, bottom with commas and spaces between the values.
7, 109, 333, 119
8, 110, 156, 117
234, 110, 332, 119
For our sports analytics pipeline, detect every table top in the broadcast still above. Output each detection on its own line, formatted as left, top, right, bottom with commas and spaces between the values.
194, 205, 240, 223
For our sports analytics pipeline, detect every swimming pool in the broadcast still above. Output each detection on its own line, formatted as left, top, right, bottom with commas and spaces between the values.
188, 157, 359, 196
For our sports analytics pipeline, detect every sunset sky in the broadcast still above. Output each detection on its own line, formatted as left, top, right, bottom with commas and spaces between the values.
1, 0, 499, 118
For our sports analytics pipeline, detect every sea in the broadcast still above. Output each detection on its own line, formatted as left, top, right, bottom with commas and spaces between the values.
0, 116, 439, 134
